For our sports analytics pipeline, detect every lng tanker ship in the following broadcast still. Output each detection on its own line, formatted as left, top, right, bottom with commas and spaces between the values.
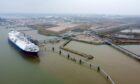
8, 30, 39, 55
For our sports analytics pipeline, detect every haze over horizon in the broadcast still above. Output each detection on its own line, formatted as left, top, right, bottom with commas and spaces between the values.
0, 0, 140, 16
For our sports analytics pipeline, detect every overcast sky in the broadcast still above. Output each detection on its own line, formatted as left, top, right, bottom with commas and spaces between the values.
0, 0, 140, 15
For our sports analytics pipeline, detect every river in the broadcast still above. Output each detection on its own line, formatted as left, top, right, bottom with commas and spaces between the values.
0, 27, 63, 84
65, 41, 140, 84
0, 27, 108, 84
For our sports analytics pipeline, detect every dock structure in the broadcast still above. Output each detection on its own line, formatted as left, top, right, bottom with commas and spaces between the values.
57, 47, 115, 84
112, 37, 140, 45
60, 46, 94, 60
72, 38, 104, 45
62, 39, 72, 47
48, 40, 115, 84
59, 39, 94, 60
105, 40, 140, 60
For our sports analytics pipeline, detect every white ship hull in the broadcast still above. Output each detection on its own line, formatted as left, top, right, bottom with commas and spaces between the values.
8, 30, 39, 56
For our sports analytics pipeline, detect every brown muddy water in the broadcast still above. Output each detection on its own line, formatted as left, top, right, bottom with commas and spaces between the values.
0, 27, 108, 84
65, 41, 140, 84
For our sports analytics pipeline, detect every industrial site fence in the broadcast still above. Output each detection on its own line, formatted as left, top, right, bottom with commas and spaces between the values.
41, 46, 116, 84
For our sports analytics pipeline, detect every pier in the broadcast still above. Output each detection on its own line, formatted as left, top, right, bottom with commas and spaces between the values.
60, 40, 94, 59
105, 40, 140, 60
72, 38, 104, 45
60, 47, 94, 60
55, 40, 115, 84
45, 46, 115, 84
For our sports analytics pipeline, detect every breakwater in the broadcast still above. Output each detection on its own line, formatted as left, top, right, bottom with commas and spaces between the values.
105, 41, 140, 60
45, 46, 116, 84
72, 38, 104, 45
60, 39, 94, 59
53, 40, 116, 84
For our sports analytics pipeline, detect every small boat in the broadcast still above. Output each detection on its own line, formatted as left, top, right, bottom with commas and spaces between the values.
8, 30, 39, 55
